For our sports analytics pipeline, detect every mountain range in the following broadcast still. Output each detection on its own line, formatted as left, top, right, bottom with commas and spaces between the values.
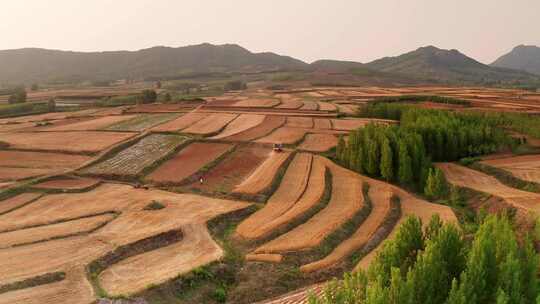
0, 43, 539, 86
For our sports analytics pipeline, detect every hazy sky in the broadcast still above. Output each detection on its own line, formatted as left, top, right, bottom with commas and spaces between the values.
1, 0, 539, 64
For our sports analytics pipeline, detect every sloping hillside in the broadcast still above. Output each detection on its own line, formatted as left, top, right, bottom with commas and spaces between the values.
492, 45, 540, 76
365, 46, 540, 85
0, 43, 308, 84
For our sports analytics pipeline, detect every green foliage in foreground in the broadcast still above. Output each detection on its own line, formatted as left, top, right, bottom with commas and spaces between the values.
309, 215, 539, 304
370, 95, 471, 106
0, 101, 48, 118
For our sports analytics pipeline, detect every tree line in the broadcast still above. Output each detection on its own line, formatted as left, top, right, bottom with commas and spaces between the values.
369, 95, 471, 106
309, 215, 539, 304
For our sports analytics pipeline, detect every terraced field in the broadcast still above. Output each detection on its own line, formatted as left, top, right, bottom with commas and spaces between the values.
182, 113, 238, 135
481, 154, 540, 184
82, 134, 188, 178
105, 113, 179, 131
211, 114, 266, 139
299, 133, 338, 152
43, 115, 136, 131
151, 112, 206, 132
234, 151, 292, 195
256, 127, 307, 144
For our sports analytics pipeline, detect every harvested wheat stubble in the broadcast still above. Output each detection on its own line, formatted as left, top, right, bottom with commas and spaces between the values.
256, 127, 307, 145
246, 253, 283, 263
32, 177, 100, 190
0, 268, 95, 304
336, 104, 358, 115
300, 100, 319, 110
299, 134, 338, 152
125, 103, 199, 113
234, 151, 292, 194
481, 154, 540, 184
354, 186, 457, 271
211, 114, 266, 139
104, 113, 179, 132
187, 145, 270, 193
0, 193, 42, 215
182, 113, 238, 135
146, 142, 232, 184
0, 213, 115, 248
317, 102, 337, 112
151, 112, 207, 132
43, 115, 136, 131
286, 117, 314, 128
236, 153, 313, 239
224, 116, 286, 142
233, 99, 280, 108
255, 159, 363, 253
249, 156, 326, 240
436, 163, 540, 214
0, 131, 135, 154
313, 118, 332, 130
0, 167, 58, 181
0, 122, 36, 132
0, 151, 91, 169
301, 182, 393, 272
99, 223, 223, 296
83, 134, 187, 177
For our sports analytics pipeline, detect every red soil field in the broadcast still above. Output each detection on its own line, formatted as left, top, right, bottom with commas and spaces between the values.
43, 115, 136, 131
299, 133, 338, 152
33, 177, 100, 190
224, 116, 286, 141
0, 193, 42, 215
331, 119, 370, 131
0, 122, 35, 132
187, 145, 271, 193
233, 99, 280, 108
286, 117, 314, 128
146, 142, 233, 184
0, 131, 135, 153
255, 127, 307, 144
151, 112, 207, 132
245, 253, 283, 263
211, 114, 266, 139
182, 113, 238, 135
124, 103, 200, 113
275, 100, 304, 109
234, 151, 292, 195
236, 153, 313, 239
0, 151, 91, 169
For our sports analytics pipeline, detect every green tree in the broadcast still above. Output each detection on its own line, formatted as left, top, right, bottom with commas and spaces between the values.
398, 140, 413, 185
8, 87, 26, 104
380, 136, 394, 181
140, 89, 157, 104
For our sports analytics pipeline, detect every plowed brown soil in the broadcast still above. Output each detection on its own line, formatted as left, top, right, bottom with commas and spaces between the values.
437, 163, 540, 214
299, 134, 338, 152
99, 223, 223, 296
0, 213, 115, 248
256, 127, 307, 144
245, 253, 283, 263
0, 151, 91, 169
236, 153, 313, 239
275, 100, 304, 110
0, 131, 135, 153
211, 114, 266, 139
151, 112, 207, 132
0, 193, 42, 215
331, 119, 369, 131
233, 99, 280, 108
300, 101, 319, 110
43, 115, 136, 131
255, 158, 363, 253
224, 116, 286, 141
234, 151, 292, 194
182, 113, 238, 135
146, 142, 232, 184
0, 167, 57, 181
317, 102, 337, 112
313, 118, 332, 130
187, 145, 270, 193
286, 117, 313, 129
481, 154, 540, 184
32, 177, 100, 190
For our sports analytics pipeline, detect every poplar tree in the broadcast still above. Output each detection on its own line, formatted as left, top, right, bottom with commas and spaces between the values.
380, 136, 394, 181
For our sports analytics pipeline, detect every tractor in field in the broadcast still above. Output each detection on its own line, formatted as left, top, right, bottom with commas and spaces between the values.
273, 143, 283, 152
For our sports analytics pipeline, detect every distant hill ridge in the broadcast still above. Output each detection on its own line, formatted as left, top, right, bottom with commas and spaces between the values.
0, 43, 539, 86
491, 45, 540, 76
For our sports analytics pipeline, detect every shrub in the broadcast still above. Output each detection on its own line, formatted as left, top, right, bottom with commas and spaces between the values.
143, 200, 165, 211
